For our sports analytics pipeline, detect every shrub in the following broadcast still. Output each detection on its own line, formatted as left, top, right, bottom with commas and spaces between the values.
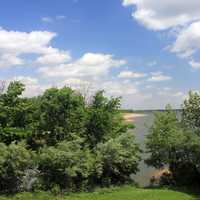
94, 132, 141, 186
38, 138, 95, 191
0, 142, 34, 193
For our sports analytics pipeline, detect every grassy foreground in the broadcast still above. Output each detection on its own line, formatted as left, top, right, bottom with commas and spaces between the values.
0, 186, 197, 200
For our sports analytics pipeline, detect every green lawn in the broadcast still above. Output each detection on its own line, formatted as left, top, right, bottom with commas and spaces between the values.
0, 186, 197, 200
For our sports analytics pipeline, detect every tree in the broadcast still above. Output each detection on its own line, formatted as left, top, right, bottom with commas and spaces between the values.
94, 132, 141, 186
146, 105, 184, 168
146, 104, 200, 186
0, 82, 141, 193
0, 81, 33, 144
86, 91, 129, 148
29, 87, 87, 147
182, 91, 200, 132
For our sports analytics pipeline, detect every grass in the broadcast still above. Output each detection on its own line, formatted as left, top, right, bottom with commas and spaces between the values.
0, 186, 198, 200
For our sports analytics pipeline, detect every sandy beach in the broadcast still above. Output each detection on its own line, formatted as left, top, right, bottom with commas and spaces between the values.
123, 113, 147, 122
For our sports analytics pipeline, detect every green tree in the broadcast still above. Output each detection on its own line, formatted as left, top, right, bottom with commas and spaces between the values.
29, 87, 86, 147
94, 132, 141, 186
146, 105, 184, 168
86, 91, 129, 148
182, 91, 200, 132
0, 81, 33, 144
146, 104, 200, 186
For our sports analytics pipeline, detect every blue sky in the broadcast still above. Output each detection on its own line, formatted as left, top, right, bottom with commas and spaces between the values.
0, 0, 199, 109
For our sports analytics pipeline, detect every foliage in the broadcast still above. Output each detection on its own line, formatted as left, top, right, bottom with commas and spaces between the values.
0, 142, 35, 193
182, 91, 200, 132
29, 87, 86, 147
146, 105, 185, 168
0, 81, 34, 144
94, 133, 141, 186
86, 91, 129, 148
38, 138, 95, 191
0, 81, 140, 194
146, 102, 200, 186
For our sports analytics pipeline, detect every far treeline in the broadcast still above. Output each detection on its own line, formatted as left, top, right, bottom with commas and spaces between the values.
0, 81, 199, 194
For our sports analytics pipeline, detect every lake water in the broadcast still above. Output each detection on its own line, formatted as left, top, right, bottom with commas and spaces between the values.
130, 111, 158, 187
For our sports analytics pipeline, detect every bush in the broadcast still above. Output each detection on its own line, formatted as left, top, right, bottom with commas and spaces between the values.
94, 132, 141, 186
38, 138, 95, 191
0, 142, 35, 193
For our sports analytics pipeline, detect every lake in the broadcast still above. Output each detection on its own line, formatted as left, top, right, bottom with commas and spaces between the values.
129, 111, 160, 187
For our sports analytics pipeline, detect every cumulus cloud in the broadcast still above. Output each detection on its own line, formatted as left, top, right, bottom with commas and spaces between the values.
171, 22, 200, 58
0, 25, 183, 109
0, 28, 71, 68
122, 0, 200, 30
0, 54, 23, 68
189, 60, 200, 69
0, 28, 56, 54
118, 70, 147, 78
38, 53, 126, 78
148, 71, 172, 82
122, 0, 200, 69
35, 49, 71, 65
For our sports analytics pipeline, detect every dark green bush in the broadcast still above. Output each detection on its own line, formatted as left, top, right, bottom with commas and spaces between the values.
94, 132, 141, 186
38, 138, 96, 191
0, 142, 35, 193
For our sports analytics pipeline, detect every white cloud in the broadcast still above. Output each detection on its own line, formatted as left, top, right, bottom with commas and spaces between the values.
122, 0, 138, 7
39, 53, 126, 78
189, 60, 200, 69
171, 22, 200, 58
122, 0, 200, 30
102, 80, 138, 96
36, 49, 71, 65
148, 71, 172, 82
0, 54, 23, 68
118, 70, 146, 78
122, 1, 200, 70
0, 28, 71, 68
0, 28, 56, 55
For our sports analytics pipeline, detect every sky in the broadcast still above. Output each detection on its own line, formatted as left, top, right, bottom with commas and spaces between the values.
0, 0, 199, 109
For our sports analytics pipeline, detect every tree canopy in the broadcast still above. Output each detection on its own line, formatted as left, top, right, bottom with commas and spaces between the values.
0, 81, 140, 193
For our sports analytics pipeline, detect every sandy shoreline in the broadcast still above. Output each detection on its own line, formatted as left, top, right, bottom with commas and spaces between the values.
123, 113, 147, 122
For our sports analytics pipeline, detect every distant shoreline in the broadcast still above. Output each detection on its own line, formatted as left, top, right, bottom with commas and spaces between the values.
123, 113, 147, 122
121, 109, 182, 113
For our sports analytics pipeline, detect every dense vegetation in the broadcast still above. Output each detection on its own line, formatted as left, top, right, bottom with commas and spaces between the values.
0, 186, 196, 200
1, 80, 200, 198
0, 81, 140, 194
146, 92, 200, 186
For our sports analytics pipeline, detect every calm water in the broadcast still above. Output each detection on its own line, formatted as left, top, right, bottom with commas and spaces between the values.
130, 112, 158, 187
